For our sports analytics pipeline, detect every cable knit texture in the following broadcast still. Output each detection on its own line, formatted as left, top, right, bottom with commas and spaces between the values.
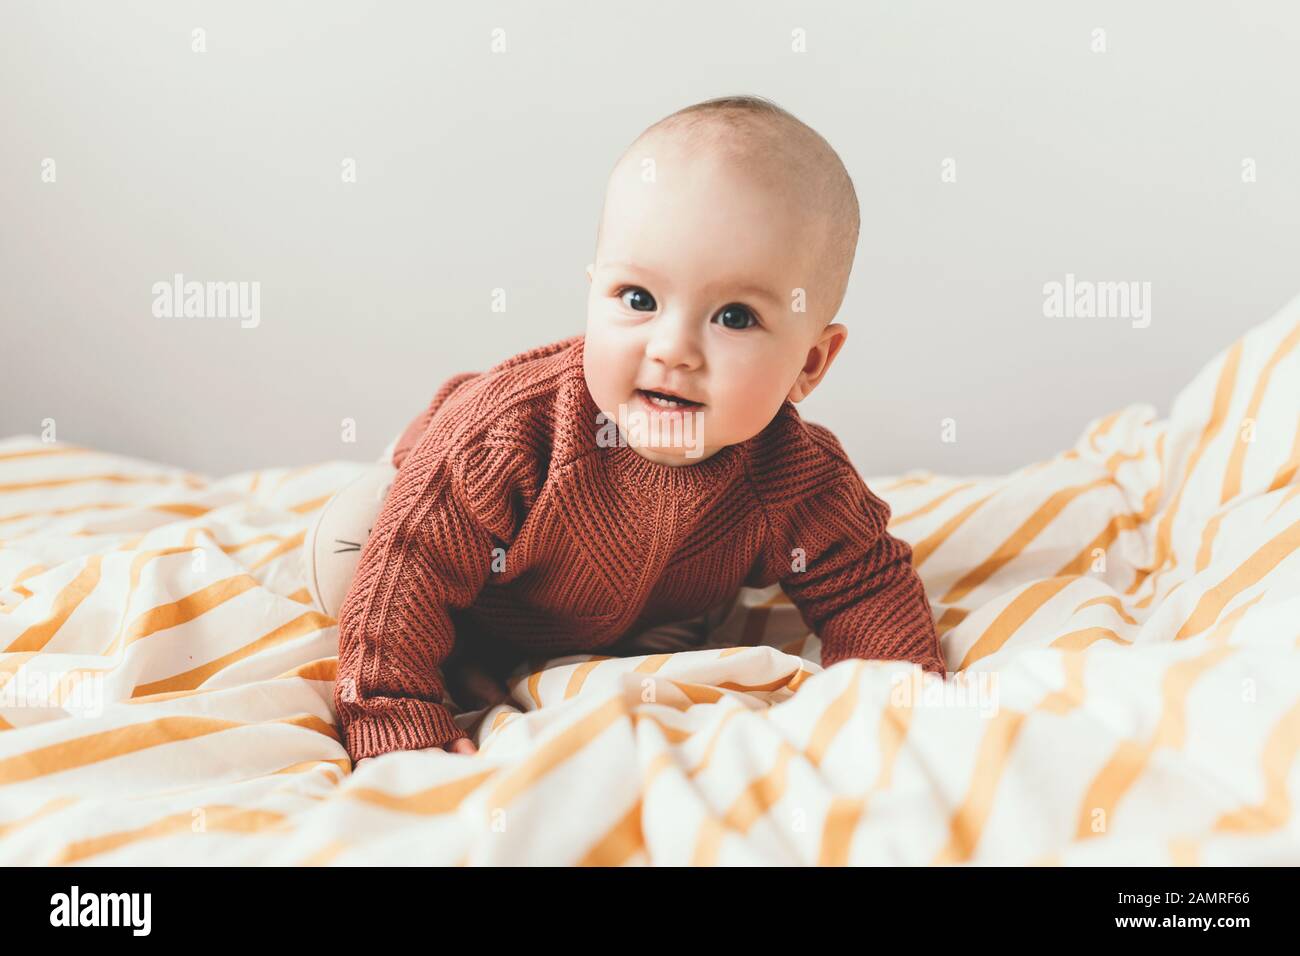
334, 334, 947, 760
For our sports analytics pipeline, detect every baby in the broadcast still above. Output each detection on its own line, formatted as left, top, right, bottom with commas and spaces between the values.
313, 95, 947, 765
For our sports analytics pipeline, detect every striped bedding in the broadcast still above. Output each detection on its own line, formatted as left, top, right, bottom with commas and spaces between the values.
2, 297, 1298, 865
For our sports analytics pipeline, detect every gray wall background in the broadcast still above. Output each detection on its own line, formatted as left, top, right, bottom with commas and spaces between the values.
3, 1, 1297, 479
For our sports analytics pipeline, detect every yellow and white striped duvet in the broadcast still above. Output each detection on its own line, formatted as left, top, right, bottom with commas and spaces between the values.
3, 298, 1299, 865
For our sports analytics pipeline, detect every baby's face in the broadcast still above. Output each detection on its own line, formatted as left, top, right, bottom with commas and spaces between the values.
584, 149, 841, 466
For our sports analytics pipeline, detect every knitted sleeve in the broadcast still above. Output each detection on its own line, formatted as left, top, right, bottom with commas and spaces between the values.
390, 371, 482, 469
767, 470, 947, 679
334, 430, 533, 761
769, 476, 946, 671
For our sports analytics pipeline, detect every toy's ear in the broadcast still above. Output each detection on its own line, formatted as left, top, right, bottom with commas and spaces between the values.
586, 263, 594, 283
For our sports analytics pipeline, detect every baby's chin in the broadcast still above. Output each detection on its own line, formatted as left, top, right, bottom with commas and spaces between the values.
625, 440, 718, 465
608, 405, 712, 462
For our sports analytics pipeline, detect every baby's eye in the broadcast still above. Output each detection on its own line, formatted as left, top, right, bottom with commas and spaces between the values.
618, 287, 657, 312
714, 303, 758, 330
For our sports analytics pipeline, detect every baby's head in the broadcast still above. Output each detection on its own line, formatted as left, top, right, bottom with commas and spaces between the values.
583, 94, 860, 466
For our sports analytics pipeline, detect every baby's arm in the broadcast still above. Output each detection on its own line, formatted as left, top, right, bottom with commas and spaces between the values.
777, 474, 946, 677
334, 435, 519, 762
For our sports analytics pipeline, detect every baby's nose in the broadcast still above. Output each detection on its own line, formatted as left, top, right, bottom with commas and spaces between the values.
644, 314, 703, 366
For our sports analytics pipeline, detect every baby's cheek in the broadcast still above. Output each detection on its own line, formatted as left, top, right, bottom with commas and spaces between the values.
723, 391, 787, 444
585, 344, 632, 405
722, 405, 759, 444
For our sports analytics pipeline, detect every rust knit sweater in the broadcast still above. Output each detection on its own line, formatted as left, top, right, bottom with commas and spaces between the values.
334, 334, 947, 760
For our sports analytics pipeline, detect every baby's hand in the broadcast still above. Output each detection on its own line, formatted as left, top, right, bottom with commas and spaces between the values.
445, 659, 511, 711
353, 736, 477, 769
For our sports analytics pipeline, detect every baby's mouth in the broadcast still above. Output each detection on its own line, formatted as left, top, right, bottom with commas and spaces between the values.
635, 388, 705, 410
